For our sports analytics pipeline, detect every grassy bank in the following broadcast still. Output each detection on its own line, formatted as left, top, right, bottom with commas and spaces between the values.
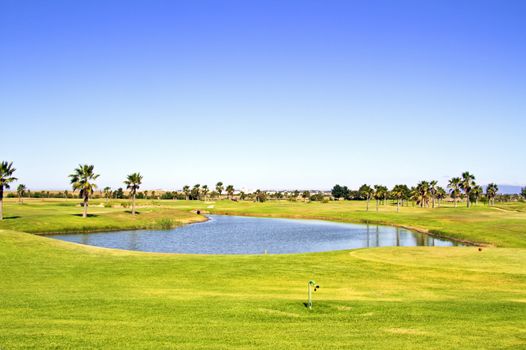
0, 199, 205, 234
0, 199, 525, 349
162, 199, 526, 248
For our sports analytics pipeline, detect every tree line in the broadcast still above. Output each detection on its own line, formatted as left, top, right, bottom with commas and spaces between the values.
331, 172, 504, 212
1, 161, 526, 220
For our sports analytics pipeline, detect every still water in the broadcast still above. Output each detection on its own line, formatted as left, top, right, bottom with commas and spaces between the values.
48, 215, 463, 254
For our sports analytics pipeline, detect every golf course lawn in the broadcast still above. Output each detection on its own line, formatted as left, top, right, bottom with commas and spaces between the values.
1, 199, 525, 349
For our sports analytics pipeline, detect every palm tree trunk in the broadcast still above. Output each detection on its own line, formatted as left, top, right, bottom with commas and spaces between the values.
132, 194, 136, 215
376, 199, 379, 212
397, 199, 400, 212
83, 196, 88, 218
366, 198, 369, 211
0, 193, 3, 220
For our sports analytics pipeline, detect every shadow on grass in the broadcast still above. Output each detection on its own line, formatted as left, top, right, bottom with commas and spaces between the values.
3, 216, 21, 220
124, 211, 141, 215
71, 214, 99, 218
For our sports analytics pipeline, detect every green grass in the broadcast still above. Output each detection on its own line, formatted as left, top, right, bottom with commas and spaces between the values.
1, 199, 525, 349
157, 199, 526, 247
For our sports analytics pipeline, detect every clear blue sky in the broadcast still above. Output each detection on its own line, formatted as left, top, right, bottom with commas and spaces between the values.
1, 0, 525, 190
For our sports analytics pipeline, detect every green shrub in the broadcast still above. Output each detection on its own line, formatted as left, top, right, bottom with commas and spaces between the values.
155, 218, 174, 230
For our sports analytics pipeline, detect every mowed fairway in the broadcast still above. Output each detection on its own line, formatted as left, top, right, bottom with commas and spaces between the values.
1, 199, 525, 349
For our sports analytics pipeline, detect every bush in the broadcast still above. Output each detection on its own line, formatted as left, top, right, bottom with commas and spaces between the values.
155, 218, 174, 230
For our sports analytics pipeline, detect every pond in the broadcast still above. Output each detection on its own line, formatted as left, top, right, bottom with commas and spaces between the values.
47, 215, 464, 254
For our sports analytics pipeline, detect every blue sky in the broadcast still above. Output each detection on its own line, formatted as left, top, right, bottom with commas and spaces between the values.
1, 0, 525, 190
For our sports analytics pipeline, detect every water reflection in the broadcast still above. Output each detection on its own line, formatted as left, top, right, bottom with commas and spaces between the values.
48, 215, 464, 254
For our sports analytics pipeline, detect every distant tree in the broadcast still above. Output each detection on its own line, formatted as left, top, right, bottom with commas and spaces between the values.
373, 185, 386, 212
486, 183, 499, 206
436, 186, 447, 207
448, 177, 462, 208
239, 191, 246, 200
391, 184, 408, 212
460, 171, 476, 208
358, 184, 374, 211
471, 185, 483, 206
429, 180, 438, 208
226, 185, 235, 199
301, 191, 310, 202
216, 182, 224, 199
202, 185, 209, 201
181, 186, 189, 200
17, 184, 26, 204
191, 184, 201, 200
124, 172, 142, 215
331, 185, 349, 200
254, 189, 266, 202
414, 181, 430, 208
0, 161, 17, 220
103, 186, 112, 203
113, 187, 124, 199
69, 164, 99, 218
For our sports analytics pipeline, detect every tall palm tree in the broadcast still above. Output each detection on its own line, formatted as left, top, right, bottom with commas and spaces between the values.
183, 185, 190, 200
391, 185, 407, 212
226, 185, 235, 200
103, 186, 112, 203
17, 184, 27, 204
373, 185, 385, 212
436, 186, 446, 207
429, 180, 438, 208
460, 171, 476, 208
216, 182, 224, 199
359, 184, 373, 211
471, 185, 483, 206
447, 177, 462, 208
0, 161, 17, 220
486, 183, 499, 206
124, 173, 143, 215
414, 181, 430, 208
69, 164, 99, 218
202, 185, 209, 201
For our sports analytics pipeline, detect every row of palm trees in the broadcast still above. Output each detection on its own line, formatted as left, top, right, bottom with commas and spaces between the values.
68, 164, 143, 217
341, 172, 499, 212
0, 160, 513, 220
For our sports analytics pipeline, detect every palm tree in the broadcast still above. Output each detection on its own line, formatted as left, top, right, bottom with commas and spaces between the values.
17, 184, 27, 204
460, 171, 476, 207
103, 186, 112, 203
471, 185, 483, 206
373, 185, 385, 212
391, 185, 407, 212
359, 184, 374, 212
69, 164, 99, 218
436, 186, 446, 207
202, 185, 209, 201
486, 183, 499, 206
124, 173, 143, 215
226, 185, 235, 200
429, 180, 438, 208
183, 185, 190, 200
0, 161, 17, 220
448, 177, 462, 208
216, 182, 224, 199
414, 181, 430, 207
